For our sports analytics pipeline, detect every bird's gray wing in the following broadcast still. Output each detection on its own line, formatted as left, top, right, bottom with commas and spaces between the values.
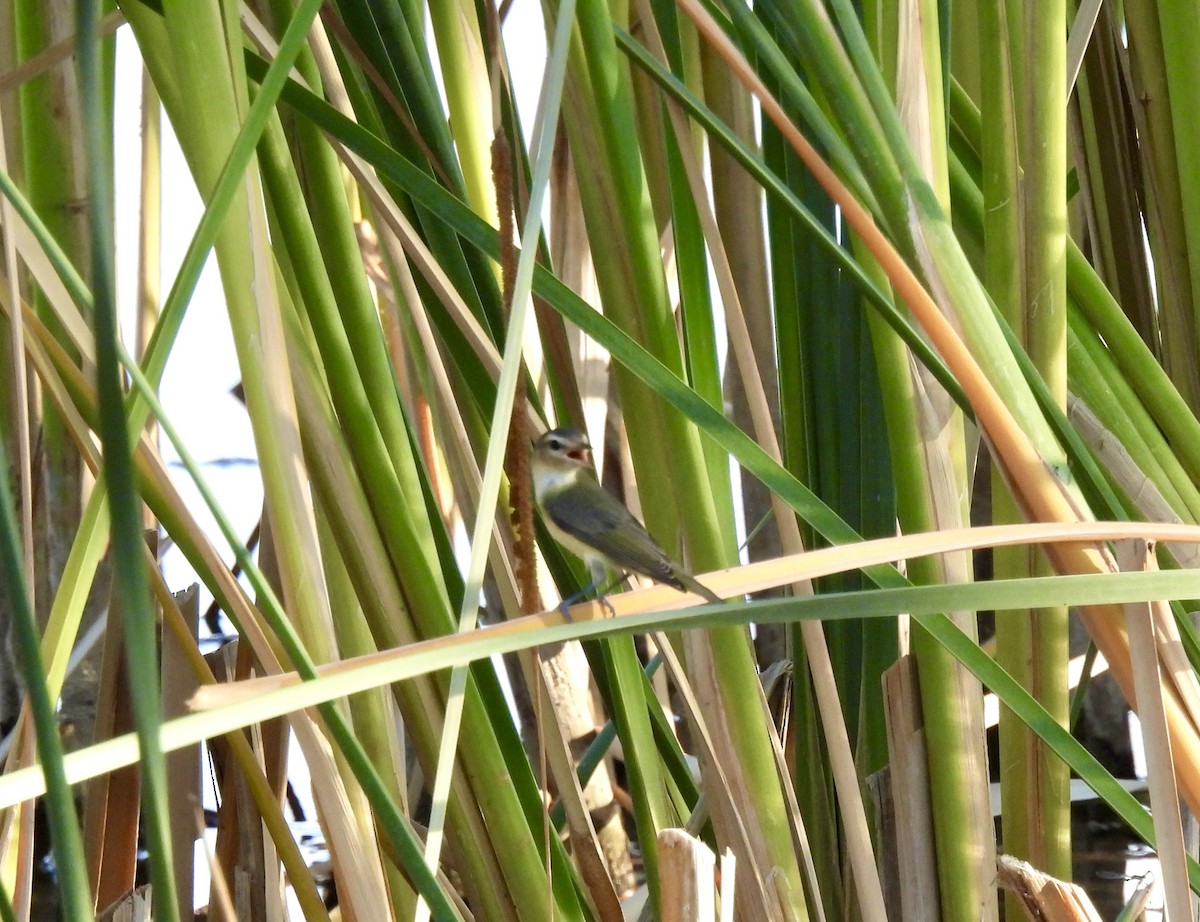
541, 478, 677, 584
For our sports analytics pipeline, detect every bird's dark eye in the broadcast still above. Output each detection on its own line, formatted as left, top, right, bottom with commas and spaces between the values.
548, 438, 562, 450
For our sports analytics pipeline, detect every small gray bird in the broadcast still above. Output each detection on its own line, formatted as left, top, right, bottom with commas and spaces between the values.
531, 427, 722, 611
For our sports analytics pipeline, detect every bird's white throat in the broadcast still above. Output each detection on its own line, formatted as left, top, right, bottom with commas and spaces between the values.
532, 464, 584, 502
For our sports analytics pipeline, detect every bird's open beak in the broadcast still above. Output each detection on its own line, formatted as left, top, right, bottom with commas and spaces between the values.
567, 445, 591, 464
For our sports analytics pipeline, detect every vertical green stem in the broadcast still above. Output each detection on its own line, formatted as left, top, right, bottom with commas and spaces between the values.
1123, 1, 1200, 410
15, 0, 88, 623
859, 2, 994, 916
0, 439, 89, 920
992, 0, 1072, 889
77, 1, 180, 917
1157, 0, 1200, 391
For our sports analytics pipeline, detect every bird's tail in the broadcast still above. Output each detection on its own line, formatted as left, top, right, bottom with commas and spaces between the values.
674, 570, 723, 605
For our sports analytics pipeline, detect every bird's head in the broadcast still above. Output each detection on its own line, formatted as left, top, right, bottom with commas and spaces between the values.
532, 428, 593, 478
532, 428, 594, 500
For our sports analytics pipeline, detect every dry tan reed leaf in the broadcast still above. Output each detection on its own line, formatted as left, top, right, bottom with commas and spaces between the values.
7, 217, 96, 367
996, 854, 1102, 922
0, 10, 124, 95
524, 647, 624, 920
894, 0, 937, 185
1149, 602, 1200, 736
193, 518, 1200, 711
96, 884, 153, 922
655, 634, 783, 920
881, 657, 939, 922
1068, 395, 1200, 566
657, 829, 717, 922
1066, 0, 1106, 94
697, 520, 1200, 601
756, 665, 827, 922
1117, 541, 1192, 922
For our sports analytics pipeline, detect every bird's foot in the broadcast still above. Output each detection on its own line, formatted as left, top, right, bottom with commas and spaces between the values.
557, 594, 616, 620
557, 576, 606, 622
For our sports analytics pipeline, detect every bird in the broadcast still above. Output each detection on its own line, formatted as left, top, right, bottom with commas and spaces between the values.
531, 427, 722, 615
